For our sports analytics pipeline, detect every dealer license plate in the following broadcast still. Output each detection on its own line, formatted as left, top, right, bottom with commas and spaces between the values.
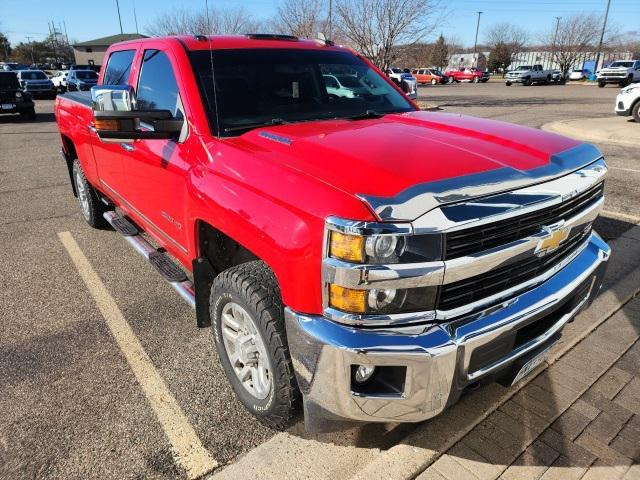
511, 345, 553, 385
1, 104, 15, 110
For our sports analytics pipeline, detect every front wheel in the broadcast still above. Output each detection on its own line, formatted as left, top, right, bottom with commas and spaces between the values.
523, 77, 532, 86
598, 81, 606, 88
448, 77, 454, 84
472, 76, 479, 83
431, 78, 437, 85
210, 261, 299, 429
505, 82, 512, 86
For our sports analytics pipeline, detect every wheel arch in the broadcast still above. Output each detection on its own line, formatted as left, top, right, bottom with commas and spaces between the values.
61, 134, 78, 197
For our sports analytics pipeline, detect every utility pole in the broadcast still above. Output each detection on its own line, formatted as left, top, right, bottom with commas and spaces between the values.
551, 16, 561, 68
595, 0, 612, 72
473, 11, 483, 68
115, 0, 124, 34
133, 0, 139, 34
328, 0, 333, 40
26, 36, 35, 64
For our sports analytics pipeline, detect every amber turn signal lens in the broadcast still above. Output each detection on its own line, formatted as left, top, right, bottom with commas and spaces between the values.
94, 118, 119, 131
329, 231, 364, 262
329, 284, 367, 313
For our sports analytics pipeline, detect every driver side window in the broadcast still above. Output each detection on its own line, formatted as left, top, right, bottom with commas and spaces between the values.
136, 49, 183, 119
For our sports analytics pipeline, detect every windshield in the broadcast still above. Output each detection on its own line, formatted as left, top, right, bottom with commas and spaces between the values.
20, 71, 47, 80
0, 72, 20, 89
189, 49, 414, 136
609, 61, 633, 68
76, 71, 98, 80
515, 66, 532, 71
391, 68, 403, 73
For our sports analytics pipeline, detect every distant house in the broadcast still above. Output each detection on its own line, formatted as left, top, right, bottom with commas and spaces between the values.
72, 33, 147, 66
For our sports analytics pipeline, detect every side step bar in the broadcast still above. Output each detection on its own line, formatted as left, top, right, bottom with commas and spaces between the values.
103, 211, 196, 309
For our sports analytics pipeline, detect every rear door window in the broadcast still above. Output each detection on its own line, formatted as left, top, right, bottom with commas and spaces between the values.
103, 49, 135, 85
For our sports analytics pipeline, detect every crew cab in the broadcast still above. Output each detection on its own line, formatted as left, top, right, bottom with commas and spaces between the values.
505, 64, 554, 86
598, 60, 640, 87
444, 67, 485, 83
55, 34, 610, 431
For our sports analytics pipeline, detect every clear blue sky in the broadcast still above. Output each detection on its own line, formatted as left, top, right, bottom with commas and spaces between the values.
2, 0, 638, 47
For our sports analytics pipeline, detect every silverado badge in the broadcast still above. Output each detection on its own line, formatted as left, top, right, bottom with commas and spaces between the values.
535, 223, 571, 257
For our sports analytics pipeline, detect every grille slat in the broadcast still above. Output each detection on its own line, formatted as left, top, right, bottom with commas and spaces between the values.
437, 181, 604, 312
444, 183, 604, 259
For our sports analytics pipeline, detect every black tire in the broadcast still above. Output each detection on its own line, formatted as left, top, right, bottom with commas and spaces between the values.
472, 76, 479, 83
632, 101, 640, 123
523, 77, 532, 86
505, 82, 512, 86
598, 81, 606, 88
626, 75, 633, 87
72, 159, 109, 228
210, 261, 299, 429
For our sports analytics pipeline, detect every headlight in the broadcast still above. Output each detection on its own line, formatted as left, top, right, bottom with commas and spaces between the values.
15, 92, 22, 98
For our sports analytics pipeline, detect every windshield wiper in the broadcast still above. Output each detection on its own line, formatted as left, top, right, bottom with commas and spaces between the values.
345, 110, 386, 120
224, 118, 286, 133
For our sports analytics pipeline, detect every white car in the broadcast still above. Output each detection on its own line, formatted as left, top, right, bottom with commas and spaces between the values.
615, 83, 640, 122
598, 60, 640, 87
323, 74, 368, 98
569, 69, 589, 81
51, 70, 69, 92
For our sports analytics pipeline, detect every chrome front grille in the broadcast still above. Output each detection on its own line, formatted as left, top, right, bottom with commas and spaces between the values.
444, 182, 604, 260
438, 228, 591, 311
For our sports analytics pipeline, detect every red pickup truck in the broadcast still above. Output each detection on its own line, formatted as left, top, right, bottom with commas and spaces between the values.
444, 67, 488, 83
55, 34, 610, 431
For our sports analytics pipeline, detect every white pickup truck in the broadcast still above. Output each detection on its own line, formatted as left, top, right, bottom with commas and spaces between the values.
598, 60, 640, 88
505, 64, 554, 86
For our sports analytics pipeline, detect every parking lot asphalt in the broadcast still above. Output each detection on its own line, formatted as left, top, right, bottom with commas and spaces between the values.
1, 82, 639, 479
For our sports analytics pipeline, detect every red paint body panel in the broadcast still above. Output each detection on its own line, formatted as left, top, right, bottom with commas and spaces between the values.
445, 68, 484, 82
55, 35, 583, 315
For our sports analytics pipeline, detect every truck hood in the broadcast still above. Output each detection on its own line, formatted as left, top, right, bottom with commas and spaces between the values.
225, 111, 591, 221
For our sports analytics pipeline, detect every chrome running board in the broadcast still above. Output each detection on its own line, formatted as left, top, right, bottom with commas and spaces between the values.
103, 211, 196, 308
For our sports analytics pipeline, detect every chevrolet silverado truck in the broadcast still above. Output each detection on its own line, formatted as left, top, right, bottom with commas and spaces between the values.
55, 34, 610, 431
598, 60, 640, 88
505, 64, 554, 86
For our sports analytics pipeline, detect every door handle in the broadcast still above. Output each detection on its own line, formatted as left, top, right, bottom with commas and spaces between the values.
120, 143, 135, 152
87, 123, 97, 134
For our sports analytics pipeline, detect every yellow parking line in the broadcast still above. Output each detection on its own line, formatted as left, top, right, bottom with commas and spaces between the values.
58, 231, 217, 479
609, 166, 640, 174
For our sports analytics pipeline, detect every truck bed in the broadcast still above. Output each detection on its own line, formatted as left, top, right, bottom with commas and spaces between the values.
60, 91, 92, 107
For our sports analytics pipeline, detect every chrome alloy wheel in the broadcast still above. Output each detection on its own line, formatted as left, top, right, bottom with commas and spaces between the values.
220, 302, 272, 400
75, 170, 90, 220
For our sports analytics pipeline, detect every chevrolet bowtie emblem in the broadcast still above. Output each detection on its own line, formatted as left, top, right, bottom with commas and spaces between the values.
535, 224, 570, 256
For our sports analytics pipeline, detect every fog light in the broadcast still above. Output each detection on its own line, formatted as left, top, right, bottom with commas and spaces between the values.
354, 365, 376, 384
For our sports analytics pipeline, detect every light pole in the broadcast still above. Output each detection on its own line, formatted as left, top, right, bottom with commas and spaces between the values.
595, 0, 612, 72
329, 0, 333, 40
133, 0, 139, 34
115, 0, 124, 34
473, 11, 483, 68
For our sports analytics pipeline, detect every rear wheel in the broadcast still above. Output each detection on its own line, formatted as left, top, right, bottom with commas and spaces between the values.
431, 78, 437, 85
210, 261, 299, 429
598, 80, 606, 88
505, 82, 512, 86
523, 77, 532, 86
472, 76, 479, 83
72, 160, 109, 228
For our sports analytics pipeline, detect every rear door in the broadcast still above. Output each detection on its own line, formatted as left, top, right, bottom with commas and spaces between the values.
121, 46, 190, 253
91, 48, 138, 203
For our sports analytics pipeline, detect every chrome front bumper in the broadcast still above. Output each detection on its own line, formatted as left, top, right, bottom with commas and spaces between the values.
285, 232, 610, 427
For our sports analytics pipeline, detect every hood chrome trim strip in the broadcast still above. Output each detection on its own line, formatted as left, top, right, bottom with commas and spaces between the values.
358, 143, 604, 221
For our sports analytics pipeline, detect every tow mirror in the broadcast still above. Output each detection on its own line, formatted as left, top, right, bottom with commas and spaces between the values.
90, 85, 183, 142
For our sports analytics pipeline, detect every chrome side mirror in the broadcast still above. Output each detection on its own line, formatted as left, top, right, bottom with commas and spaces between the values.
91, 84, 136, 113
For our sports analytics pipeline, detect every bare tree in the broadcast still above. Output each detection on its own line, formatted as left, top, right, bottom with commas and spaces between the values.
274, 0, 328, 39
335, 0, 441, 71
543, 14, 603, 75
146, 7, 262, 36
485, 22, 528, 73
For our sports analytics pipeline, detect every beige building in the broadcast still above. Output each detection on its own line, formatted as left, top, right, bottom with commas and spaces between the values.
72, 33, 147, 66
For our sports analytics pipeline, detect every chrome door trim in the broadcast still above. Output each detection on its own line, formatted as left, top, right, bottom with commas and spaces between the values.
358, 143, 605, 221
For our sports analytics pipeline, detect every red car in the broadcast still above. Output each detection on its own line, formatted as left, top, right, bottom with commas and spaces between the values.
444, 67, 487, 83
55, 34, 610, 431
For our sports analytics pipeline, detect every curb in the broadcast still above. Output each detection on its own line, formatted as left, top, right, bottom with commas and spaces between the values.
542, 118, 639, 148
348, 224, 640, 480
